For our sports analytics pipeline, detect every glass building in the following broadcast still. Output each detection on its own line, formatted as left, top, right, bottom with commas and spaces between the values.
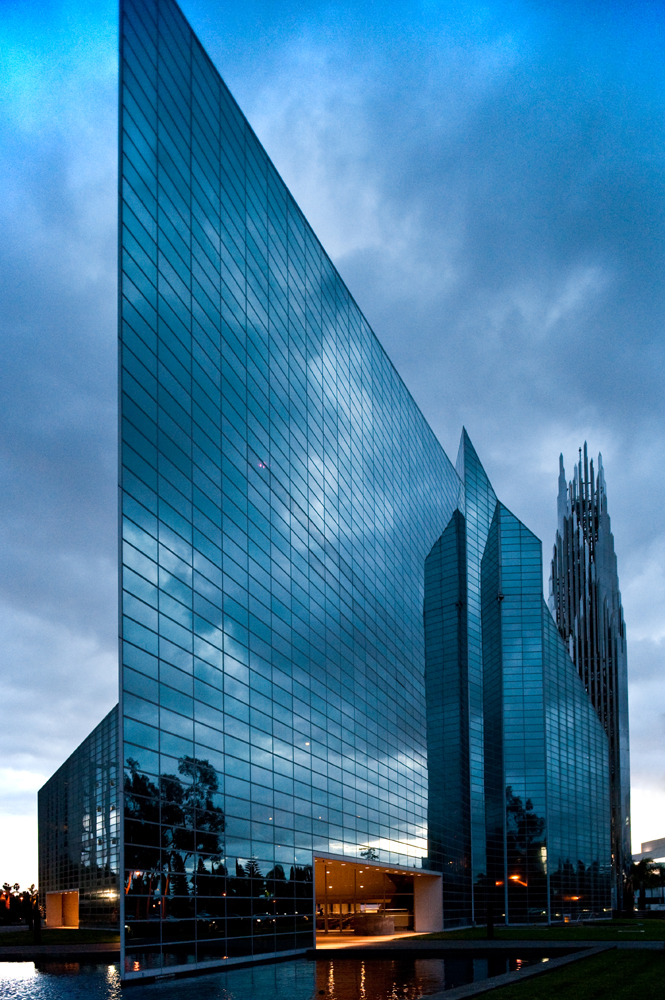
38, 707, 119, 928
425, 433, 610, 926
549, 444, 631, 909
38, 0, 613, 980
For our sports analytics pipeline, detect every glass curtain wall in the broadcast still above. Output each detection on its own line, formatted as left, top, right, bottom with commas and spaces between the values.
119, 0, 461, 977
455, 432, 496, 908
544, 609, 612, 919
38, 706, 119, 927
424, 510, 471, 926
425, 433, 612, 925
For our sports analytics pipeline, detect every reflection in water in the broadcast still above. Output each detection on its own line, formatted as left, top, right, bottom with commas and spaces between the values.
315, 957, 543, 999
0, 961, 38, 981
0, 955, 546, 999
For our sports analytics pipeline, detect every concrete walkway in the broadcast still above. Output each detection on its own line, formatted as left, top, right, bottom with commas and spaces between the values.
312, 936, 665, 955
316, 930, 420, 949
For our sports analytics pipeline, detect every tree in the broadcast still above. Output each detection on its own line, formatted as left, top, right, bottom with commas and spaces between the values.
0, 883, 36, 925
626, 859, 662, 911
505, 786, 546, 878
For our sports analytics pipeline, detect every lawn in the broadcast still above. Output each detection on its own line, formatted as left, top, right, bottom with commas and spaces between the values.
0, 928, 120, 947
486, 949, 665, 1000
416, 918, 665, 942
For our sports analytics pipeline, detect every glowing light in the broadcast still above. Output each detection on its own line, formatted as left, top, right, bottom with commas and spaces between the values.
0, 964, 37, 982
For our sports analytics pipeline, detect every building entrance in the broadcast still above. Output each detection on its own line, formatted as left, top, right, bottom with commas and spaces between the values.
314, 857, 442, 936
45, 890, 79, 928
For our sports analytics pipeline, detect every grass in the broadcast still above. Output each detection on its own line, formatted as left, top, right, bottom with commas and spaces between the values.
0, 928, 120, 947
415, 918, 665, 942
485, 949, 665, 1000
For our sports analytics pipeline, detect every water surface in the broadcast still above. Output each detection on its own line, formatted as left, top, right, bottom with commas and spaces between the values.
0, 954, 545, 999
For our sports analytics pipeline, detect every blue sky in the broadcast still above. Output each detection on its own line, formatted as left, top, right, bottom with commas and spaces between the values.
2, 0, 665, 884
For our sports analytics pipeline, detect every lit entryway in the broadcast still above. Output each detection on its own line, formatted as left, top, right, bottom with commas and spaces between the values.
314, 856, 442, 940
45, 890, 79, 928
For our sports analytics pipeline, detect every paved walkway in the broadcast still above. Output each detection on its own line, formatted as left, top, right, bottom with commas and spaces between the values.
316, 931, 419, 949
313, 936, 665, 954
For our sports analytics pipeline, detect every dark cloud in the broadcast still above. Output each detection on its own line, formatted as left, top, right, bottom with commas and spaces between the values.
0, 5, 119, 881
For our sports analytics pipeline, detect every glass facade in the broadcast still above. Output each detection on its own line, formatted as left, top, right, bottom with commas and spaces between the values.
37, 0, 613, 977
118, 0, 461, 977
425, 434, 611, 925
549, 445, 631, 908
38, 706, 119, 927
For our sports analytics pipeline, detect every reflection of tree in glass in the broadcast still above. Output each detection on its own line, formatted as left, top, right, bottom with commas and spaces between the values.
244, 857, 263, 879
124, 758, 159, 821
160, 756, 225, 916
265, 864, 291, 913
123, 755, 225, 920
549, 857, 610, 917
124, 759, 161, 918
505, 786, 546, 876
266, 864, 286, 881
504, 786, 548, 921
291, 864, 313, 904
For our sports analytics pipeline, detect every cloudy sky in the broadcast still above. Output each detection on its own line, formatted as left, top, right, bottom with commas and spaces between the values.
2, 0, 664, 885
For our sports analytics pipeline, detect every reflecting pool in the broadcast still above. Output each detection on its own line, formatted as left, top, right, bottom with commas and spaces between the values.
0, 955, 547, 1000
